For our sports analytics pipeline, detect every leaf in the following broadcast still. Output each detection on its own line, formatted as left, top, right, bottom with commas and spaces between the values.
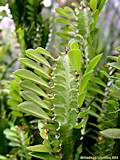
98, 0, 107, 12
74, 119, 87, 129
27, 143, 52, 153
90, 9, 99, 31
26, 50, 51, 68
100, 70, 109, 78
10, 111, 22, 117
110, 87, 120, 98
26, 47, 54, 60
90, 0, 98, 11
55, 18, 70, 25
85, 54, 102, 73
108, 62, 120, 70
78, 107, 90, 118
18, 101, 50, 120
20, 80, 49, 99
0, 155, 8, 160
9, 90, 22, 102
29, 152, 55, 160
79, 71, 93, 93
10, 80, 20, 93
69, 40, 79, 49
108, 55, 119, 62
7, 99, 19, 109
100, 128, 120, 139
56, 32, 72, 39
9, 142, 21, 147
75, 144, 83, 159
88, 110, 100, 119
39, 129, 48, 140
90, 77, 106, 87
88, 85, 105, 96
56, 7, 70, 18
21, 91, 49, 110
117, 56, 120, 64
68, 49, 82, 72
64, 6, 74, 13
14, 69, 50, 89
35, 47, 54, 60
4, 129, 20, 143
93, 9, 99, 23
20, 58, 50, 79
78, 92, 87, 108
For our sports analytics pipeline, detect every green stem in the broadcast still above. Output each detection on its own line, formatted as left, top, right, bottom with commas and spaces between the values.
60, 126, 74, 160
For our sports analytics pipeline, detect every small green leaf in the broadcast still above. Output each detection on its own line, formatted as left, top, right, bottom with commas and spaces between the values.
26, 50, 51, 68
90, 9, 99, 31
21, 91, 49, 110
20, 80, 49, 99
4, 128, 19, 143
108, 62, 120, 70
68, 49, 82, 72
26, 47, 53, 60
56, 32, 72, 39
98, 0, 107, 12
7, 99, 19, 108
117, 56, 120, 64
64, 6, 74, 13
79, 71, 93, 93
93, 9, 99, 23
20, 58, 50, 79
88, 85, 105, 96
56, 7, 70, 18
35, 47, 54, 59
55, 18, 70, 25
85, 54, 102, 73
29, 152, 55, 160
14, 69, 50, 89
69, 40, 79, 49
18, 101, 50, 120
91, 77, 106, 87
100, 70, 110, 78
90, 0, 98, 11
10, 80, 20, 93
9, 142, 21, 147
40, 129, 48, 140
0, 155, 8, 160
78, 107, 90, 118
9, 90, 22, 102
88, 110, 100, 119
74, 119, 87, 129
110, 87, 120, 98
71, 3, 77, 7
100, 128, 120, 139
78, 92, 87, 108
27, 144, 52, 153
28, 145, 46, 152
107, 56, 118, 62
